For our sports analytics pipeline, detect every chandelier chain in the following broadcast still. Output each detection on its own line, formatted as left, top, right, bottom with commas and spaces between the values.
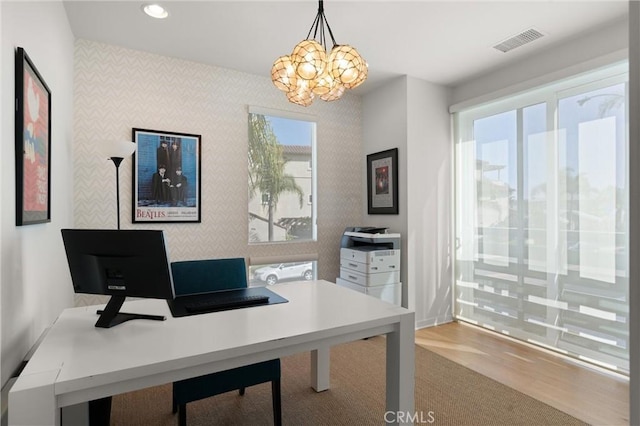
305, 0, 337, 51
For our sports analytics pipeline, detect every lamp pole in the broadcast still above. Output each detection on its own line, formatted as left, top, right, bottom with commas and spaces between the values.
109, 157, 124, 230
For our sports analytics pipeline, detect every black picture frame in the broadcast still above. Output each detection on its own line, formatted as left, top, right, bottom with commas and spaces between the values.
132, 128, 201, 223
367, 148, 399, 215
15, 47, 52, 226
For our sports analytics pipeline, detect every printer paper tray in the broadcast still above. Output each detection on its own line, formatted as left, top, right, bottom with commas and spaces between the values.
339, 268, 400, 287
341, 247, 400, 265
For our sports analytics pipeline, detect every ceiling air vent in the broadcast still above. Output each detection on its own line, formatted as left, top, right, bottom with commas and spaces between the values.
493, 28, 545, 53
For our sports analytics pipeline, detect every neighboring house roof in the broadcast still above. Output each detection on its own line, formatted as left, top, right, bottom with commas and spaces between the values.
282, 145, 311, 155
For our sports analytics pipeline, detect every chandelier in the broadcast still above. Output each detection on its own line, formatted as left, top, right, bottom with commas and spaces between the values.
271, 0, 368, 107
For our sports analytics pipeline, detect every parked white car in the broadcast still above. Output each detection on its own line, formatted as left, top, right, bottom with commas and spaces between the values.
253, 262, 313, 285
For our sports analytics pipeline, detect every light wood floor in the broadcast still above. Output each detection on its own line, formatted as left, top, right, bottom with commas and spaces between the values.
415, 322, 629, 426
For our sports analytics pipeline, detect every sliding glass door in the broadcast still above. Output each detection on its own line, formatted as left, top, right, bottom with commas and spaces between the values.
454, 65, 629, 373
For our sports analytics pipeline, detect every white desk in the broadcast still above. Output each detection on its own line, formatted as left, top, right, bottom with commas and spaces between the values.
9, 280, 415, 425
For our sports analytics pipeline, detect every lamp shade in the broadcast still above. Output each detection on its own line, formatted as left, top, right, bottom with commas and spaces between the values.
104, 140, 136, 159
291, 39, 327, 81
287, 79, 315, 106
312, 69, 336, 95
344, 61, 368, 90
271, 55, 297, 92
328, 45, 364, 85
319, 83, 345, 102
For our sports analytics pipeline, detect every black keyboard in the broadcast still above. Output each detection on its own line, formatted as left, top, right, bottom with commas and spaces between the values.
183, 293, 270, 314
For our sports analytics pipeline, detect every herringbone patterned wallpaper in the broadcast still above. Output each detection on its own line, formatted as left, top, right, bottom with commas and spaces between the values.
73, 39, 363, 306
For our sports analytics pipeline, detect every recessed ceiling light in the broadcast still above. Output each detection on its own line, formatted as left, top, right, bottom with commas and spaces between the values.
142, 4, 168, 19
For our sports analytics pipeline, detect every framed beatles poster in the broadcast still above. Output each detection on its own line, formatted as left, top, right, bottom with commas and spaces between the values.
15, 47, 51, 226
367, 148, 399, 215
132, 128, 201, 223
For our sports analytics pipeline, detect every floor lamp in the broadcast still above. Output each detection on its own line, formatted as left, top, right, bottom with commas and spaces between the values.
90, 140, 136, 424
106, 141, 136, 230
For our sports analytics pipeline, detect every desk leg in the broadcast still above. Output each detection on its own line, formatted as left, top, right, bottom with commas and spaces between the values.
386, 313, 415, 425
8, 370, 60, 426
310, 346, 330, 392
61, 402, 89, 425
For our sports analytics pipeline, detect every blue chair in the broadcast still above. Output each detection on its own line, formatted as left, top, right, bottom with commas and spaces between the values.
170, 258, 282, 426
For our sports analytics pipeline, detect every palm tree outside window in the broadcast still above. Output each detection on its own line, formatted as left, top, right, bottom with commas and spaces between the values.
248, 112, 316, 243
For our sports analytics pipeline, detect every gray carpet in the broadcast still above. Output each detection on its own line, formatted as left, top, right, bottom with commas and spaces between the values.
110, 336, 588, 425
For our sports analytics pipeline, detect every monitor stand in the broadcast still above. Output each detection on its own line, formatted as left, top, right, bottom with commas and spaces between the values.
95, 295, 166, 328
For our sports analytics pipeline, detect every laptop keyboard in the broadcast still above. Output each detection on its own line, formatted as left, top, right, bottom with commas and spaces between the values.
183, 293, 270, 314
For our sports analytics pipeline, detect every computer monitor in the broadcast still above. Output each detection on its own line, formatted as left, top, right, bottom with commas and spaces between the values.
61, 229, 176, 328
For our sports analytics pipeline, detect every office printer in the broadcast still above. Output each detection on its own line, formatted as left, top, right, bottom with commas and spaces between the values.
340, 226, 400, 250
336, 227, 401, 305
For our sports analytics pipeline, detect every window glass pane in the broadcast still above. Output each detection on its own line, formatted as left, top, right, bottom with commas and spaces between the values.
474, 110, 516, 268
248, 113, 316, 243
524, 103, 552, 274
248, 261, 317, 287
556, 83, 628, 369
455, 70, 629, 374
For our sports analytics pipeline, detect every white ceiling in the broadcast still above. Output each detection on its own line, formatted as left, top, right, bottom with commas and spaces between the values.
63, 1, 628, 94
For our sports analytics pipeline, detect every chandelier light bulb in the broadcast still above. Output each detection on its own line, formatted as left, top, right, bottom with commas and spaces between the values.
344, 61, 368, 90
312, 69, 336, 95
287, 84, 315, 106
286, 79, 315, 106
271, 55, 298, 92
320, 83, 345, 102
291, 40, 328, 81
329, 45, 364, 85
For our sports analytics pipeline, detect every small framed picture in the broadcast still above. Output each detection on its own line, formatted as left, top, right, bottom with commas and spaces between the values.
367, 148, 398, 215
15, 47, 52, 226
132, 128, 201, 223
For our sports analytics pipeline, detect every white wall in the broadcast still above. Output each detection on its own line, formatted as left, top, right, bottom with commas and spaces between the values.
452, 18, 628, 108
72, 40, 364, 307
362, 77, 408, 305
362, 76, 453, 328
406, 77, 452, 328
0, 1, 75, 388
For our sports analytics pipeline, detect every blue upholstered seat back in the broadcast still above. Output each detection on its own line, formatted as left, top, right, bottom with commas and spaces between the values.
169, 257, 281, 423
171, 258, 247, 296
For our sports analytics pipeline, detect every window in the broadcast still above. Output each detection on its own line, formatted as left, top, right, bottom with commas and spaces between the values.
455, 63, 629, 373
248, 109, 316, 243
